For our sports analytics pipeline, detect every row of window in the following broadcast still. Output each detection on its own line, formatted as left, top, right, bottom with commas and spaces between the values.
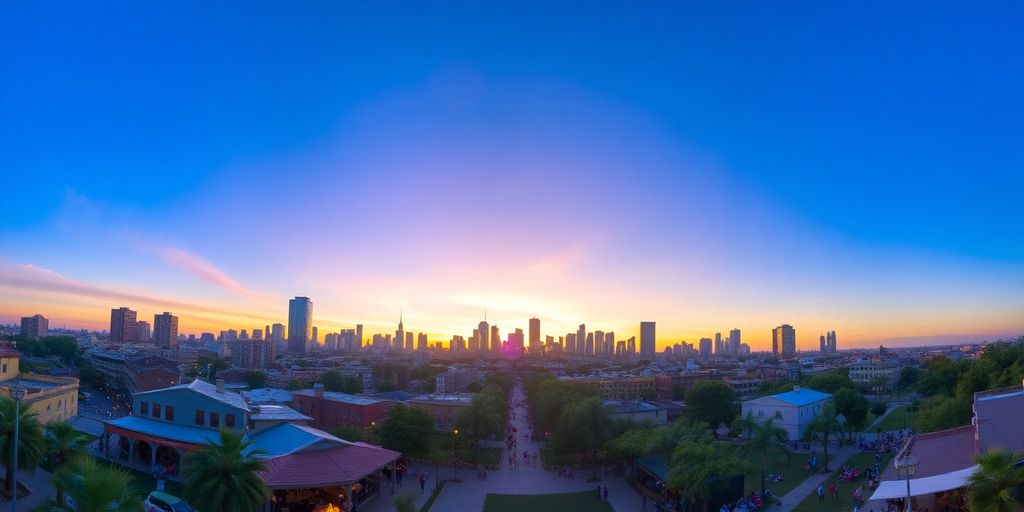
138, 401, 236, 428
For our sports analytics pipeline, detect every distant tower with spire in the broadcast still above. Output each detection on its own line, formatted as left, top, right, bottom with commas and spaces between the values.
395, 309, 405, 351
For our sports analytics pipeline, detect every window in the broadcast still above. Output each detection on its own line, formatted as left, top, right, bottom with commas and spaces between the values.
165, 405, 174, 422
153, 404, 161, 418
210, 412, 220, 428
195, 410, 205, 426
140, 401, 149, 416
2, 364, 6, 373
225, 413, 236, 428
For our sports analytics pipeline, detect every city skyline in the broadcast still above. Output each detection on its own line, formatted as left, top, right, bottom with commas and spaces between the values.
1, 4, 1022, 349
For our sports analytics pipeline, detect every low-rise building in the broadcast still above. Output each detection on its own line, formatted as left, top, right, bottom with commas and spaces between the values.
560, 375, 656, 400
605, 400, 670, 426
123, 356, 180, 396
740, 386, 831, 441
406, 394, 473, 431
0, 346, 79, 424
848, 358, 901, 390
291, 385, 394, 429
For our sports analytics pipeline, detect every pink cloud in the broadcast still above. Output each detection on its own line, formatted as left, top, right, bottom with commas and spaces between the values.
158, 246, 257, 297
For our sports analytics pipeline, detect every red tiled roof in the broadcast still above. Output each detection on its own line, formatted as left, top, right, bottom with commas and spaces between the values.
259, 443, 400, 489
0, 347, 22, 358
898, 425, 976, 479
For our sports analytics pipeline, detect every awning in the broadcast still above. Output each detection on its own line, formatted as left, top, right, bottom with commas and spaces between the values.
869, 466, 977, 500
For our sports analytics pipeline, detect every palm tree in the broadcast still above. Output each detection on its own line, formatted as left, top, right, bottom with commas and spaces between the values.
183, 428, 270, 512
45, 421, 90, 504
0, 396, 45, 494
45, 456, 143, 511
736, 414, 789, 497
967, 448, 1024, 512
804, 403, 842, 472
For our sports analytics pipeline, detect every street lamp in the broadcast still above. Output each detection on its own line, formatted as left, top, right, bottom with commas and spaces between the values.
452, 428, 459, 482
10, 386, 27, 512
895, 454, 919, 512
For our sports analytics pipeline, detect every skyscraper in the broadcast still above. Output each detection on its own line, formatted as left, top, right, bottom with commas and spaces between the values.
819, 334, 827, 353
405, 332, 414, 351
417, 332, 428, 350
729, 328, 741, 354
714, 332, 722, 355
577, 324, 586, 354
529, 317, 541, 349
271, 323, 285, 342
287, 297, 312, 354
509, 328, 525, 352
640, 321, 656, 356
20, 314, 48, 339
396, 312, 405, 351
490, 325, 500, 351
772, 324, 796, 357
110, 307, 138, 342
699, 337, 712, 358
355, 324, 363, 349
566, 333, 577, 353
478, 320, 489, 352
311, 326, 319, 344
135, 321, 151, 342
585, 332, 594, 355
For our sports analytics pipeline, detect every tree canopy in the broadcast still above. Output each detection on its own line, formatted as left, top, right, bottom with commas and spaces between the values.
832, 388, 869, 429
379, 404, 435, 456
684, 381, 736, 427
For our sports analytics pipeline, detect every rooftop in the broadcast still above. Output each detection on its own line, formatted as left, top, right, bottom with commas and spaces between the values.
258, 442, 400, 489
293, 389, 385, 406
243, 388, 294, 404
408, 394, 473, 404
246, 422, 348, 457
106, 415, 220, 447
251, 405, 311, 422
764, 387, 831, 406
135, 378, 250, 412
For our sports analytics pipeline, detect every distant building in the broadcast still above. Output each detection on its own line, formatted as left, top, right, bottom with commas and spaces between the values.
741, 386, 831, 441
478, 320, 489, 352
135, 321, 151, 342
436, 369, 483, 393
605, 400, 670, 426
287, 297, 312, 354
849, 358, 900, 391
529, 317, 541, 350
417, 333, 428, 351
560, 375, 656, 401
20, 314, 48, 339
229, 339, 275, 369
123, 356, 179, 396
270, 323, 285, 343
406, 394, 473, 431
577, 324, 587, 354
153, 312, 179, 349
729, 328, 741, 354
291, 386, 394, 429
110, 307, 138, 342
640, 321, 656, 356
772, 324, 796, 358
699, 337, 712, 359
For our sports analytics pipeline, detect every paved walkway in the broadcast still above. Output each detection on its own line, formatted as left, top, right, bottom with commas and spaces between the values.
1, 468, 55, 512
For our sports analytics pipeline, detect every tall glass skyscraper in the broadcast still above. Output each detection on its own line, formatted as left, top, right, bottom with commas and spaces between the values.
640, 321, 656, 356
288, 296, 312, 354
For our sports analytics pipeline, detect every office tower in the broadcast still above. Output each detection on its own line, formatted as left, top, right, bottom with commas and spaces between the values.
417, 332, 428, 350
136, 321, 151, 342
606, 331, 615, 354
585, 332, 594, 355
271, 323, 285, 342
828, 330, 837, 352
355, 324, 363, 349
565, 333, 576, 353
545, 335, 554, 349
714, 332, 722, 355
311, 326, 318, 344
252, 328, 263, 340
627, 336, 636, 354
287, 297, 313, 354
529, 317, 541, 349
729, 328, 741, 354
264, 325, 270, 340
405, 332, 414, 351
577, 324, 586, 354
240, 329, 249, 340
395, 311, 405, 351
469, 330, 480, 352
595, 331, 605, 355
110, 307, 138, 342
772, 324, 796, 357
819, 334, 826, 353
640, 321, 656, 356
220, 329, 238, 342
699, 337, 712, 358
478, 320, 489, 352
490, 325, 500, 351
20, 314, 48, 339
509, 328, 525, 351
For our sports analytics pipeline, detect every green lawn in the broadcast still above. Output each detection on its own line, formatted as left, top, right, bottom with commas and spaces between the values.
874, 406, 916, 432
792, 452, 894, 512
483, 491, 614, 512
734, 445, 825, 497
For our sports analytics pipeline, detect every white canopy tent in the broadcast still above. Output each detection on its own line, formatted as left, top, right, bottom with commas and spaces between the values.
870, 466, 977, 501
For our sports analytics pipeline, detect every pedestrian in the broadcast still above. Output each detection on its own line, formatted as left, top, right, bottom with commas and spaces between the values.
817, 483, 825, 502
419, 472, 426, 494
603, 486, 608, 502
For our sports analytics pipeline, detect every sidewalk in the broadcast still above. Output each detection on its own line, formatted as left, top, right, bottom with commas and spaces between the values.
775, 444, 859, 512
2, 468, 55, 512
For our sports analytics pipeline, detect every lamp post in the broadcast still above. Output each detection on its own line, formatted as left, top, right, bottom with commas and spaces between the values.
895, 454, 919, 512
10, 386, 27, 512
452, 428, 459, 482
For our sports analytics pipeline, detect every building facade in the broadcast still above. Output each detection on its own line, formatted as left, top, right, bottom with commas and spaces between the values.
288, 297, 313, 354
640, 321, 656, 356
153, 312, 179, 349
110, 307, 138, 342
740, 386, 831, 441
20, 314, 48, 339
772, 324, 796, 358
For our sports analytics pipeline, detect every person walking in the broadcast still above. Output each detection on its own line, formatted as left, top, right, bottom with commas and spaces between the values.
419, 472, 427, 494
817, 483, 825, 502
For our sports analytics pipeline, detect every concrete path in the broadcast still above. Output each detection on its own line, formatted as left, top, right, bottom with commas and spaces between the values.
1, 468, 55, 512
774, 444, 859, 512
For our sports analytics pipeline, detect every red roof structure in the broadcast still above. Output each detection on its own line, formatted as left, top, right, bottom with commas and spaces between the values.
259, 443, 400, 489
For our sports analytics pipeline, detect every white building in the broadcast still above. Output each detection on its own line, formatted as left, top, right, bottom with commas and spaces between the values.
740, 386, 831, 441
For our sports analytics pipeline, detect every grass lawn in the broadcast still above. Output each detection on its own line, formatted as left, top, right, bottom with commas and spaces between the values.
874, 407, 916, 432
733, 444, 826, 497
540, 448, 579, 467
483, 491, 614, 512
792, 452, 895, 512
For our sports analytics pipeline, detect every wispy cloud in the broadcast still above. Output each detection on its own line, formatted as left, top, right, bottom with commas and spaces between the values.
158, 246, 259, 298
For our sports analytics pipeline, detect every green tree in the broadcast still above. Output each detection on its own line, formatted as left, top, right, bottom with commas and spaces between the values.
46, 457, 143, 511
243, 370, 267, 389
967, 448, 1024, 512
668, 439, 746, 512
376, 380, 396, 392
736, 415, 789, 497
320, 370, 346, 392
916, 394, 972, 433
0, 397, 45, 493
804, 403, 842, 471
832, 388, 869, 429
45, 421, 90, 504
806, 373, 857, 394
605, 428, 653, 471
183, 428, 270, 512
646, 420, 709, 458
896, 366, 921, 390
457, 391, 503, 463
557, 397, 612, 481
392, 490, 418, 512
329, 424, 364, 442
379, 404, 435, 456
684, 381, 736, 427
870, 402, 888, 417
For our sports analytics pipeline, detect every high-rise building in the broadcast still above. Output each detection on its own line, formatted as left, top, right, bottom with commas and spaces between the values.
287, 297, 312, 354
577, 324, 586, 354
20, 314, 48, 339
417, 332, 428, 350
565, 333, 577, 353
477, 320, 489, 352
714, 332, 723, 355
252, 328, 263, 340
828, 330, 837, 352
595, 331, 605, 355
355, 324, 363, 349
772, 324, 796, 357
395, 312, 405, 351
509, 328, 525, 352
311, 326, 318, 344
490, 325, 500, 351
405, 332, 414, 351
729, 328, 741, 354
627, 336, 636, 354
699, 337, 712, 358
110, 307, 138, 342
529, 317, 541, 349
640, 321, 656, 356
606, 331, 615, 355
270, 323, 285, 342
135, 321, 151, 342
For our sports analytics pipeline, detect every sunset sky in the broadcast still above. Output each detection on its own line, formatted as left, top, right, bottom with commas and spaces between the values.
1, 3, 1022, 350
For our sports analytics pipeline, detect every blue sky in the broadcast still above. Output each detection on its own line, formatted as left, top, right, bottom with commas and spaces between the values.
1, 2, 1021, 347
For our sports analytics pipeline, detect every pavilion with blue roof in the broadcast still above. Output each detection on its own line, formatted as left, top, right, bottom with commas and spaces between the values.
740, 385, 832, 441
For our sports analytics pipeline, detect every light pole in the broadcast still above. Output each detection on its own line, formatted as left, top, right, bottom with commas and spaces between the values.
452, 428, 459, 482
10, 386, 27, 512
895, 454, 919, 512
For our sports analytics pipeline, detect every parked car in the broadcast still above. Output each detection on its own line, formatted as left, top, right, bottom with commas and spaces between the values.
144, 491, 193, 512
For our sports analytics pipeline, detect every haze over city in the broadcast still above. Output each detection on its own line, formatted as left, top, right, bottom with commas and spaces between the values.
2, 3, 1022, 350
